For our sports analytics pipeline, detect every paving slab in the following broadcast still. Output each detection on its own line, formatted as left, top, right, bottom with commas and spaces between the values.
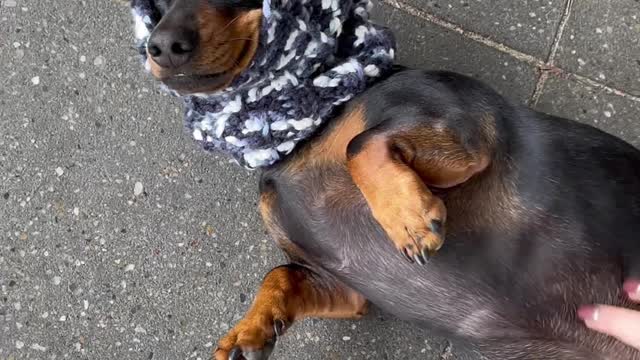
2, 0, 638, 358
535, 75, 640, 147
0, 0, 465, 359
396, 0, 565, 59
373, 3, 538, 103
555, 0, 640, 95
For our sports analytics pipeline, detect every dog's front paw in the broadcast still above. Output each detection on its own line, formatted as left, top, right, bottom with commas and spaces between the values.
214, 317, 287, 360
373, 184, 446, 265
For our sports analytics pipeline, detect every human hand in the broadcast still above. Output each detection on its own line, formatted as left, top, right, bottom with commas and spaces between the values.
578, 280, 640, 350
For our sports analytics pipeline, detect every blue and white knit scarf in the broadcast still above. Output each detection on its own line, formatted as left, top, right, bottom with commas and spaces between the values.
131, 0, 396, 169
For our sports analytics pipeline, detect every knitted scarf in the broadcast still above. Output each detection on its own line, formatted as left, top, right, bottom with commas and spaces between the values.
131, 0, 396, 169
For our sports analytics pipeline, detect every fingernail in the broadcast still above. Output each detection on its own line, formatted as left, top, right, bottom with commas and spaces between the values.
578, 305, 599, 322
623, 279, 640, 299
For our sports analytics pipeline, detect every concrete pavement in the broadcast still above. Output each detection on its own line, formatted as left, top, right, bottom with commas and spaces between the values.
1, 0, 639, 358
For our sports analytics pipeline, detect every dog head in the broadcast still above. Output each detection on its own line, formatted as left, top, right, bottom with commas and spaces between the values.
143, 0, 263, 94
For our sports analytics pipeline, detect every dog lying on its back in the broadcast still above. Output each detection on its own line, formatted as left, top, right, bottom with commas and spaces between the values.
129, 0, 640, 359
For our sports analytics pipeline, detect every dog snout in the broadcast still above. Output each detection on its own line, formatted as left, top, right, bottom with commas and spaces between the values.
147, 26, 198, 69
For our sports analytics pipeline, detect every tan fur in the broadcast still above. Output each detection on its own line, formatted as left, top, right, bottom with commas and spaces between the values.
348, 135, 447, 258
283, 105, 367, 176
259, 191, 307, 263
147, 2, 262, 93
214, 266, 367, 360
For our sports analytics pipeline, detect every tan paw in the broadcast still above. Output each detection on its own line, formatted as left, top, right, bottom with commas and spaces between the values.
374, 188, 446, 265
214, 317, 286, 360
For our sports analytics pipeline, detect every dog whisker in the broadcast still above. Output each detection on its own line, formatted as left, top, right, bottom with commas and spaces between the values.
217, 37, 257, 47
203, 13, 244, 44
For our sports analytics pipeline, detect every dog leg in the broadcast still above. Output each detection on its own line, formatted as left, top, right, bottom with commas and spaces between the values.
213, 264, 367, 360
347, 122, 491, 264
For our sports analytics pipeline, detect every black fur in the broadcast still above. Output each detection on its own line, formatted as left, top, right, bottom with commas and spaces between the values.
261, 70, 640, 359
154, 0, 262, 11
142, 2, 640, 355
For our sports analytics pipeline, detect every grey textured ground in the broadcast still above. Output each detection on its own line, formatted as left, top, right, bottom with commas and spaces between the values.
1, 0, 639, 359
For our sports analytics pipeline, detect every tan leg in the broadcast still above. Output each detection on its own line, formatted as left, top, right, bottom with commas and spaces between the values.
214, 265, 367, 360
347, 126, 490, 264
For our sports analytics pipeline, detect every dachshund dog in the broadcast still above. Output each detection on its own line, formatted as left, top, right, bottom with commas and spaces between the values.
138, 1, 640, 359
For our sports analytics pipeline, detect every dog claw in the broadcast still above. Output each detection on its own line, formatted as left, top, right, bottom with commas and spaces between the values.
228, 346, 274, 360
402, 248, 414, 263
229, 347, 243, 360
414, 253, 426, 265
273, 319, 286, 337
421, 248, 431, 262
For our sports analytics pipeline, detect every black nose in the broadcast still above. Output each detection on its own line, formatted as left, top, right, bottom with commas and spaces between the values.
147, 28, 197, 69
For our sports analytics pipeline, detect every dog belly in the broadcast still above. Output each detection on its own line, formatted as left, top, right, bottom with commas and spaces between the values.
280, 194, 638, 358
268, 163, 637, 345
269, 166, 519, 339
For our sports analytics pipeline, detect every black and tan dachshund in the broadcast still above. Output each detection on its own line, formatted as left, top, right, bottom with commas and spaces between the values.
136, 1, 640, 359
